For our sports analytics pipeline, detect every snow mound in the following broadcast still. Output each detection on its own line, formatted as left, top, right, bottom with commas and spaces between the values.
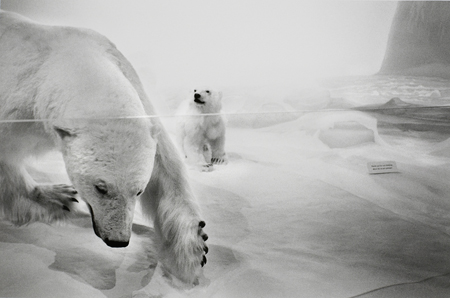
223, 87, 331, 128
286, 111, 385, 148
318, 121, 375, 148
429, 137, 450, 157
226, 102, 298, 128
282, 88, 331, 110
383, 97, 411, 107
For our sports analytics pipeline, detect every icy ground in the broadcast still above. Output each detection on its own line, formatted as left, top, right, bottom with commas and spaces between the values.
3, 75, 450, 297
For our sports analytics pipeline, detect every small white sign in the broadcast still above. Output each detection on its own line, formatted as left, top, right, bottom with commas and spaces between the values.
367, 161, 399, 174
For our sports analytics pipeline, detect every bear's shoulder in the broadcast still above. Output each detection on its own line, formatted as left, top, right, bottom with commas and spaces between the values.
0, 10, 31, 30
0, 10, 113, 53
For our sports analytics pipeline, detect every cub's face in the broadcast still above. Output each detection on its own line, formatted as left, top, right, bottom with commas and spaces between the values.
190, 88, 222, 113
54, 119, 156, 247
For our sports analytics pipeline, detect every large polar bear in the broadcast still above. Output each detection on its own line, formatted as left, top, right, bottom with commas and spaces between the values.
178, 88, 227, 171
0, 11, 207, 284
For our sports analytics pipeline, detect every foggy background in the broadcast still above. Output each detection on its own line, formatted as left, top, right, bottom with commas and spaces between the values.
1, 0, 397, 88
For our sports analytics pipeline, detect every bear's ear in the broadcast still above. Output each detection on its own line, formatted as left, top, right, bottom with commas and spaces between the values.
54, 126, 77, 139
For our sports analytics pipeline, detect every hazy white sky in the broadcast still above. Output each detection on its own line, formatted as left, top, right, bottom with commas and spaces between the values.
2, 0, 397, 88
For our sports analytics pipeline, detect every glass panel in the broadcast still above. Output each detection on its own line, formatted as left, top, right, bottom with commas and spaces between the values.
2, 1, 450, 297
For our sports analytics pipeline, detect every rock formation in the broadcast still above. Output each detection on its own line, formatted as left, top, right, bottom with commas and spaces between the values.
379, 1, 450, 78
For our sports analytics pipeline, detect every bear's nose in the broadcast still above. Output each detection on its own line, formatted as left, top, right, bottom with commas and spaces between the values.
104, 238, 129, 248
194, 93, 201, 99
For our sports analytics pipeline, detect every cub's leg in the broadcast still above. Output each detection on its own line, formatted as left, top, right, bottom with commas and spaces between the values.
202, 143, 212, 164
183, 138, 213, 172
140, 134, 208, 285
210, 135, 227, 165
0, 161, 78, 224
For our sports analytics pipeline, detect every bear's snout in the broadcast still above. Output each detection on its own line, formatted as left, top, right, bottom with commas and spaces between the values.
96, 229, 131, 248
194, 93, 205, 104
87, 203, 132, 248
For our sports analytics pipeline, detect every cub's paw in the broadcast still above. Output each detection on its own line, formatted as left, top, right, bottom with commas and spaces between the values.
201, 163, 214, 172
211, 156, 228, 165
32, 184, 79, 212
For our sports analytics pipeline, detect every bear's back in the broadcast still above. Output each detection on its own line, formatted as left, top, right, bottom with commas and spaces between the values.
0, 10, 30, 31
0, 10, 126, 117
0, 10, 159, 125
0, 10, 111, 54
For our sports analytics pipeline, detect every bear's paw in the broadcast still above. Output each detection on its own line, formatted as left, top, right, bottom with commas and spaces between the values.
32, 184, 79, 213
160, 220, 209, 286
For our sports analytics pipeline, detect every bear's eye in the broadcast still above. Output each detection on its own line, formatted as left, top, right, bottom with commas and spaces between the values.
194, 89, 197, 92
206, 90, 210, 93
94, 184, 108, 195
136, 190, 143, 196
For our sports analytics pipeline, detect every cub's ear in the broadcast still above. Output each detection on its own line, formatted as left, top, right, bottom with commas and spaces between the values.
54, 126, 77, 139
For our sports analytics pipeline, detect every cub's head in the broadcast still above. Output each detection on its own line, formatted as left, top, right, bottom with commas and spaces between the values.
190, 88, 222, 113
54, 119, 157, 247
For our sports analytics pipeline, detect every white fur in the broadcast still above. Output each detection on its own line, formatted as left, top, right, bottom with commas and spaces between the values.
0, 10, 207, 284
177, 88, 227, 171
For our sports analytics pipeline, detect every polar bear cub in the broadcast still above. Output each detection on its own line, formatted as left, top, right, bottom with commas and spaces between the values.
178, 88, 227, 171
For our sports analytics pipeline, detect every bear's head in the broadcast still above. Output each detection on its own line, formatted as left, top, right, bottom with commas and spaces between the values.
190, 88, 222, 114
54, 118, 157, 247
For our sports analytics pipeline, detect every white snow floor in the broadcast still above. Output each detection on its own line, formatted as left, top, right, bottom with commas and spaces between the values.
3, 75, 450, 298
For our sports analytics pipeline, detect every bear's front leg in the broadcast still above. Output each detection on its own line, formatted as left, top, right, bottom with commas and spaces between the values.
154, 212, 209, 285
140, 139, 208, 285
0, 161, 78, 224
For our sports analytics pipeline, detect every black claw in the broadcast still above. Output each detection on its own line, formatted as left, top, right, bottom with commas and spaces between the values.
71, 198, 79, 203
203, 255, 207, 265
199, 221, 206, 228
202, 233, 208, 241
204, 245, 209, 254
62, 205, 70, 212
72, 190, 78, 194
